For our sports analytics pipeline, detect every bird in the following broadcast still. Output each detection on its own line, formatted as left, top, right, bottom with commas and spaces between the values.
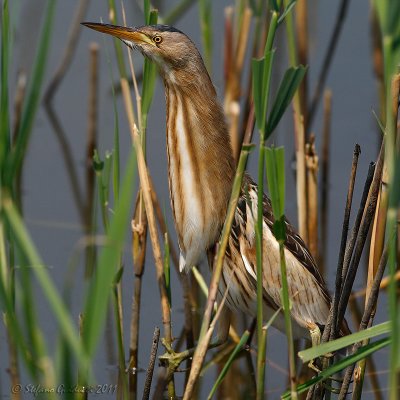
82, 22, 349, 345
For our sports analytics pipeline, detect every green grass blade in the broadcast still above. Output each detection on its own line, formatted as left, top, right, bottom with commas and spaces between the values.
141, 10, 159, 131
298, 321, 391, 363
2, 197, 88, 370
8, 0, 56, 182
265, 147, 285, 219
83, 148, 136, 357
252, 51, 275, 131
108, 0, 127, 78
266, 65, 306, 138
143, 0, 151, 24
0, 266, 37, 377
207, 330, 250, 399
282, 337, 391, 399
277, 0, 297, 25
199, 0, 212, 71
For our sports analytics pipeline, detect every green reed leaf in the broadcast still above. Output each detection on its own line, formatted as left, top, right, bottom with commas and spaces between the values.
83, 148, 136, 357
298, 321, 391, 362
282, 337, 390, 399
266, 65, 306, 138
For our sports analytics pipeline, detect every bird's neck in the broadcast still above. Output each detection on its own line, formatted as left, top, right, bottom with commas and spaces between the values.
163, 76, 235, 269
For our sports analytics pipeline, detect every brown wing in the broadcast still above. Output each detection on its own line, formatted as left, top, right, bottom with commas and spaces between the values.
242, 174, 331, 304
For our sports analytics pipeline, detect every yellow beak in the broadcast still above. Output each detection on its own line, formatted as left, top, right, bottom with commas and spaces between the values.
81, 22, 153, 46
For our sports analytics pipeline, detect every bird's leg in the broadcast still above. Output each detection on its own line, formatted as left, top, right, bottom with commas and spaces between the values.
307, 325, 333, 373
159, 306, 230, 377
306, 325, 345, 392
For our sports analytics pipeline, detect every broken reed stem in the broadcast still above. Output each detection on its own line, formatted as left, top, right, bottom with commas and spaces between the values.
147, 175, 196, 361
86, 43, 98, 220
129, 191, 148, 397
142, 327, 160, 400
223, 6, 252, 162
44, 0, 90, 103
12, 72, 27, 143
120, 77, 173, 388
336, 143, 384, 328
296, 116, 309, 244
305, 134, 319, 261
311, 144, 361, 400
340, 162, 376, 284
351, 270, 400, 298
320, 90, 332, 269
330, 144, 361, 340
182, 145, 252, 400
295, 0, 308, 131
352, 72, 400, 400
84, 43, 98, 278
338, 244, 389, 399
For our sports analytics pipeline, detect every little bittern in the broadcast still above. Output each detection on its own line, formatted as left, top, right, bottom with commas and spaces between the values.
82, 23, 349, 343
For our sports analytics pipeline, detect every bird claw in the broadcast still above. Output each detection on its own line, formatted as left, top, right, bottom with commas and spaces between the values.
158, 339, 194, 375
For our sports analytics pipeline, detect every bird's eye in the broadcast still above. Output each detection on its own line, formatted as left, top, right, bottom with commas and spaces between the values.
153, 35, 162, 44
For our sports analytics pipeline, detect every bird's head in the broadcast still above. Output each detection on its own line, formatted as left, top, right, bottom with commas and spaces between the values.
82, 23, 206, 83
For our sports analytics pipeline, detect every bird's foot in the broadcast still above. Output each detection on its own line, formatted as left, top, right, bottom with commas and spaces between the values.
159, 338, 226, 377
158, 339, 195, 376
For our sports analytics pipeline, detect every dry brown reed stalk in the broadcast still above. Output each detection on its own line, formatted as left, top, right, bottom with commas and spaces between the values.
120, 76, 174, 395
240, 14, 268, 147
12, 72, 27, 143
86, 43, 98, 215
305, 134, 319, 260
129, 190, 148, 397
351, 71, 400, 400
183, 276, 233, 400
44, 0, 90, 104
147, 175, 195, 382
142, 327, 160, 400
295, 0, 309, 132
330, 144, 361, 340
351, 271, 400, 298
320, 90, 332, 270
296, 115, 309, 243
339, 244, 390, 399
310, 145, 360, 400
307, 0, 350, 129
223, 6, 252, 161
347, 305, 386, 399
309, 145, 364, 400
336, 143, 384, 331
84, 43, 99, 278
370, 9, 385, 120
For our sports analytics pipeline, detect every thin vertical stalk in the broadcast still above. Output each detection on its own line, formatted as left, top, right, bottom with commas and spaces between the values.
320, 89, 332, 270
182, 144, 253, 400
284, 0, 308, 242
305, 136, 319, 260
142, 327, 160, 400
120, 77, 173, 393
295, 0, 308, 130
255, 12, 278, 399
279, 241, 298, 399
296, 117, 308, 243
84, 43, 99, 278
